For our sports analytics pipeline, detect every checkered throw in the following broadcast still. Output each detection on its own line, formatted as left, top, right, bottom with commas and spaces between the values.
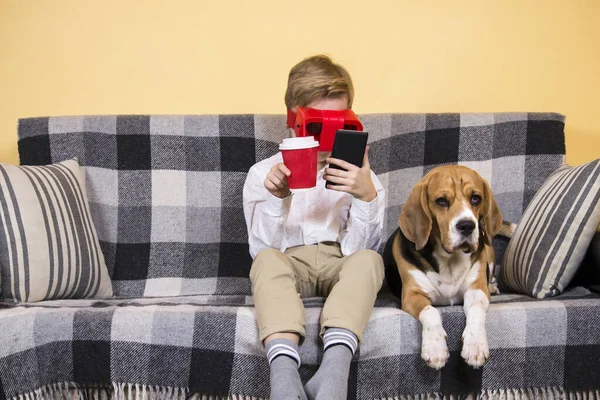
16, 113, 566, 298
8, 113, 597, 399
0, 288, 599, 399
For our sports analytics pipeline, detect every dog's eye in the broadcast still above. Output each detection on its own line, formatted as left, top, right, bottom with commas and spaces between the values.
435, 198, 449, 207
471, 195, 482, 206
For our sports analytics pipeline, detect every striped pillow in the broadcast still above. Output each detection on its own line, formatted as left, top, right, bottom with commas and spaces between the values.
501, 159, 600, 298
0, 159, 113, 302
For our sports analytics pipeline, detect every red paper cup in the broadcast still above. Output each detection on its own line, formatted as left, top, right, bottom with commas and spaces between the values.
280, 137, 319, 189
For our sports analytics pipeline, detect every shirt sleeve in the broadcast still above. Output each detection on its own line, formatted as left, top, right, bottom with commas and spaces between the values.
243, 164, 292, 259
339, 171, 386, 256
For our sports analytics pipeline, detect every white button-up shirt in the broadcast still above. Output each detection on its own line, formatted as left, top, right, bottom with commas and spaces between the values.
243, 153, 386, 259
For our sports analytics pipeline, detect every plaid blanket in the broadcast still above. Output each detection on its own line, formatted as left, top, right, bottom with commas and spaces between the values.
16, 113, 566, 298
9, 113, 595, 399
0, 287, 599, 400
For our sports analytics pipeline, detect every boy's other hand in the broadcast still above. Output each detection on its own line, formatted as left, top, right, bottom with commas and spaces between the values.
265, 163, 292, 198
324, 146, 377, 202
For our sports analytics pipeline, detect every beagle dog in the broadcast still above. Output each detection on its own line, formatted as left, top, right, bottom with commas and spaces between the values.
383, 165, 513, 370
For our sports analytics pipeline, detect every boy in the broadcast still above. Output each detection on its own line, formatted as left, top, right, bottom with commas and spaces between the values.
243, 55, 385, 400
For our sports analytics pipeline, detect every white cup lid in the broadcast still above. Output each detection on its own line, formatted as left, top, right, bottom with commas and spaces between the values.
279, 137, 319, 150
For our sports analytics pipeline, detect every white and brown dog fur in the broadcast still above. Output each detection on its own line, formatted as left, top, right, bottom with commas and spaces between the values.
383, 165, 514, 370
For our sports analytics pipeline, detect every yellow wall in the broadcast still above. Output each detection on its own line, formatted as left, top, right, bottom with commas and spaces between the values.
1, 0, 599, 166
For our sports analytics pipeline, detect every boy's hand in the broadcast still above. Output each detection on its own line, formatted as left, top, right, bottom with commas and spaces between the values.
265, 163, 292, 198
324, 146, 377, 202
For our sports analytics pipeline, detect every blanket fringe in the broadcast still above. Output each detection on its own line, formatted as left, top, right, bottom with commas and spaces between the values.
10, 383, 600, 400
374, 387, 600, 400
10, 382, 267, 400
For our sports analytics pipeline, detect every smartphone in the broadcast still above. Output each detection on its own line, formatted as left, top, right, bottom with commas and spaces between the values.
326, 129, 369, 187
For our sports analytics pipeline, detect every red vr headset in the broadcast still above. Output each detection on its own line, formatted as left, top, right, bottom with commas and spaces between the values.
286, 107, 363, 151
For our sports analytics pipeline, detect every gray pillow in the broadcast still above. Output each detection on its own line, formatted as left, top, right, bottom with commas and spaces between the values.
500, 159, 600, 298
0, 159, 113, 302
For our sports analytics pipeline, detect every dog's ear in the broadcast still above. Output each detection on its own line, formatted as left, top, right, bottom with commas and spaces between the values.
481, 179, 502, 237
399, 182, 432, 250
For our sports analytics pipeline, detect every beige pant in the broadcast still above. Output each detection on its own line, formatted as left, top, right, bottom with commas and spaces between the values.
249, 242, 384, 343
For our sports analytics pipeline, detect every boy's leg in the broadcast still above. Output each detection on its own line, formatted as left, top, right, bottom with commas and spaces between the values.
250, 247, 314, 342
266, 338, 307, 400
249, 246, 318, 400
319, 247, 384, 341
305, 244, 384, 400
304, 327, 356, 400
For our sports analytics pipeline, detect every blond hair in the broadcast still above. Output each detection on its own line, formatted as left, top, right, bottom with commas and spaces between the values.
284, 55, 355, 109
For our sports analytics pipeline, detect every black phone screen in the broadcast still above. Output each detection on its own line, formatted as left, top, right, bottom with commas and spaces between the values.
326, 130, 368, 187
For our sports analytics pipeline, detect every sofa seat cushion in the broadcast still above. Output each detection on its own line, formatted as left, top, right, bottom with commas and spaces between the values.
0, 288, 599, 399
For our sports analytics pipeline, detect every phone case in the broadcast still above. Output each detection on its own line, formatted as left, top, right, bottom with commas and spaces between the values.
326, 130, 369, 187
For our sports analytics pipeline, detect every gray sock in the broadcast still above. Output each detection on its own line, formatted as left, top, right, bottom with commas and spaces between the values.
266, 338, 307, 400
305, 328, 357, 400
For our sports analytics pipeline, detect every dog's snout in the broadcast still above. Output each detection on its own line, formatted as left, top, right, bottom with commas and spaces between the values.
456, 219, 475, 236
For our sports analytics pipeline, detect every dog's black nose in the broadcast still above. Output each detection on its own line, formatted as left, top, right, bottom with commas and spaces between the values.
457, 219, 475, 236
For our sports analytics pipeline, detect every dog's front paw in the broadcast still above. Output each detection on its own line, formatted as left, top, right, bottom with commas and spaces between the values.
461, 327, 489, 368
421, 326, 449, 369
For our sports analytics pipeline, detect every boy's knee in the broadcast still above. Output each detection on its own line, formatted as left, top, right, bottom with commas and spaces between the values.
250, 248, 292, 282
346, 250, 384, 280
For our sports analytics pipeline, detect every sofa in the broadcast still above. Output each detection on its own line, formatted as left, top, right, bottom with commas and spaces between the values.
1, 112, 599, 400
